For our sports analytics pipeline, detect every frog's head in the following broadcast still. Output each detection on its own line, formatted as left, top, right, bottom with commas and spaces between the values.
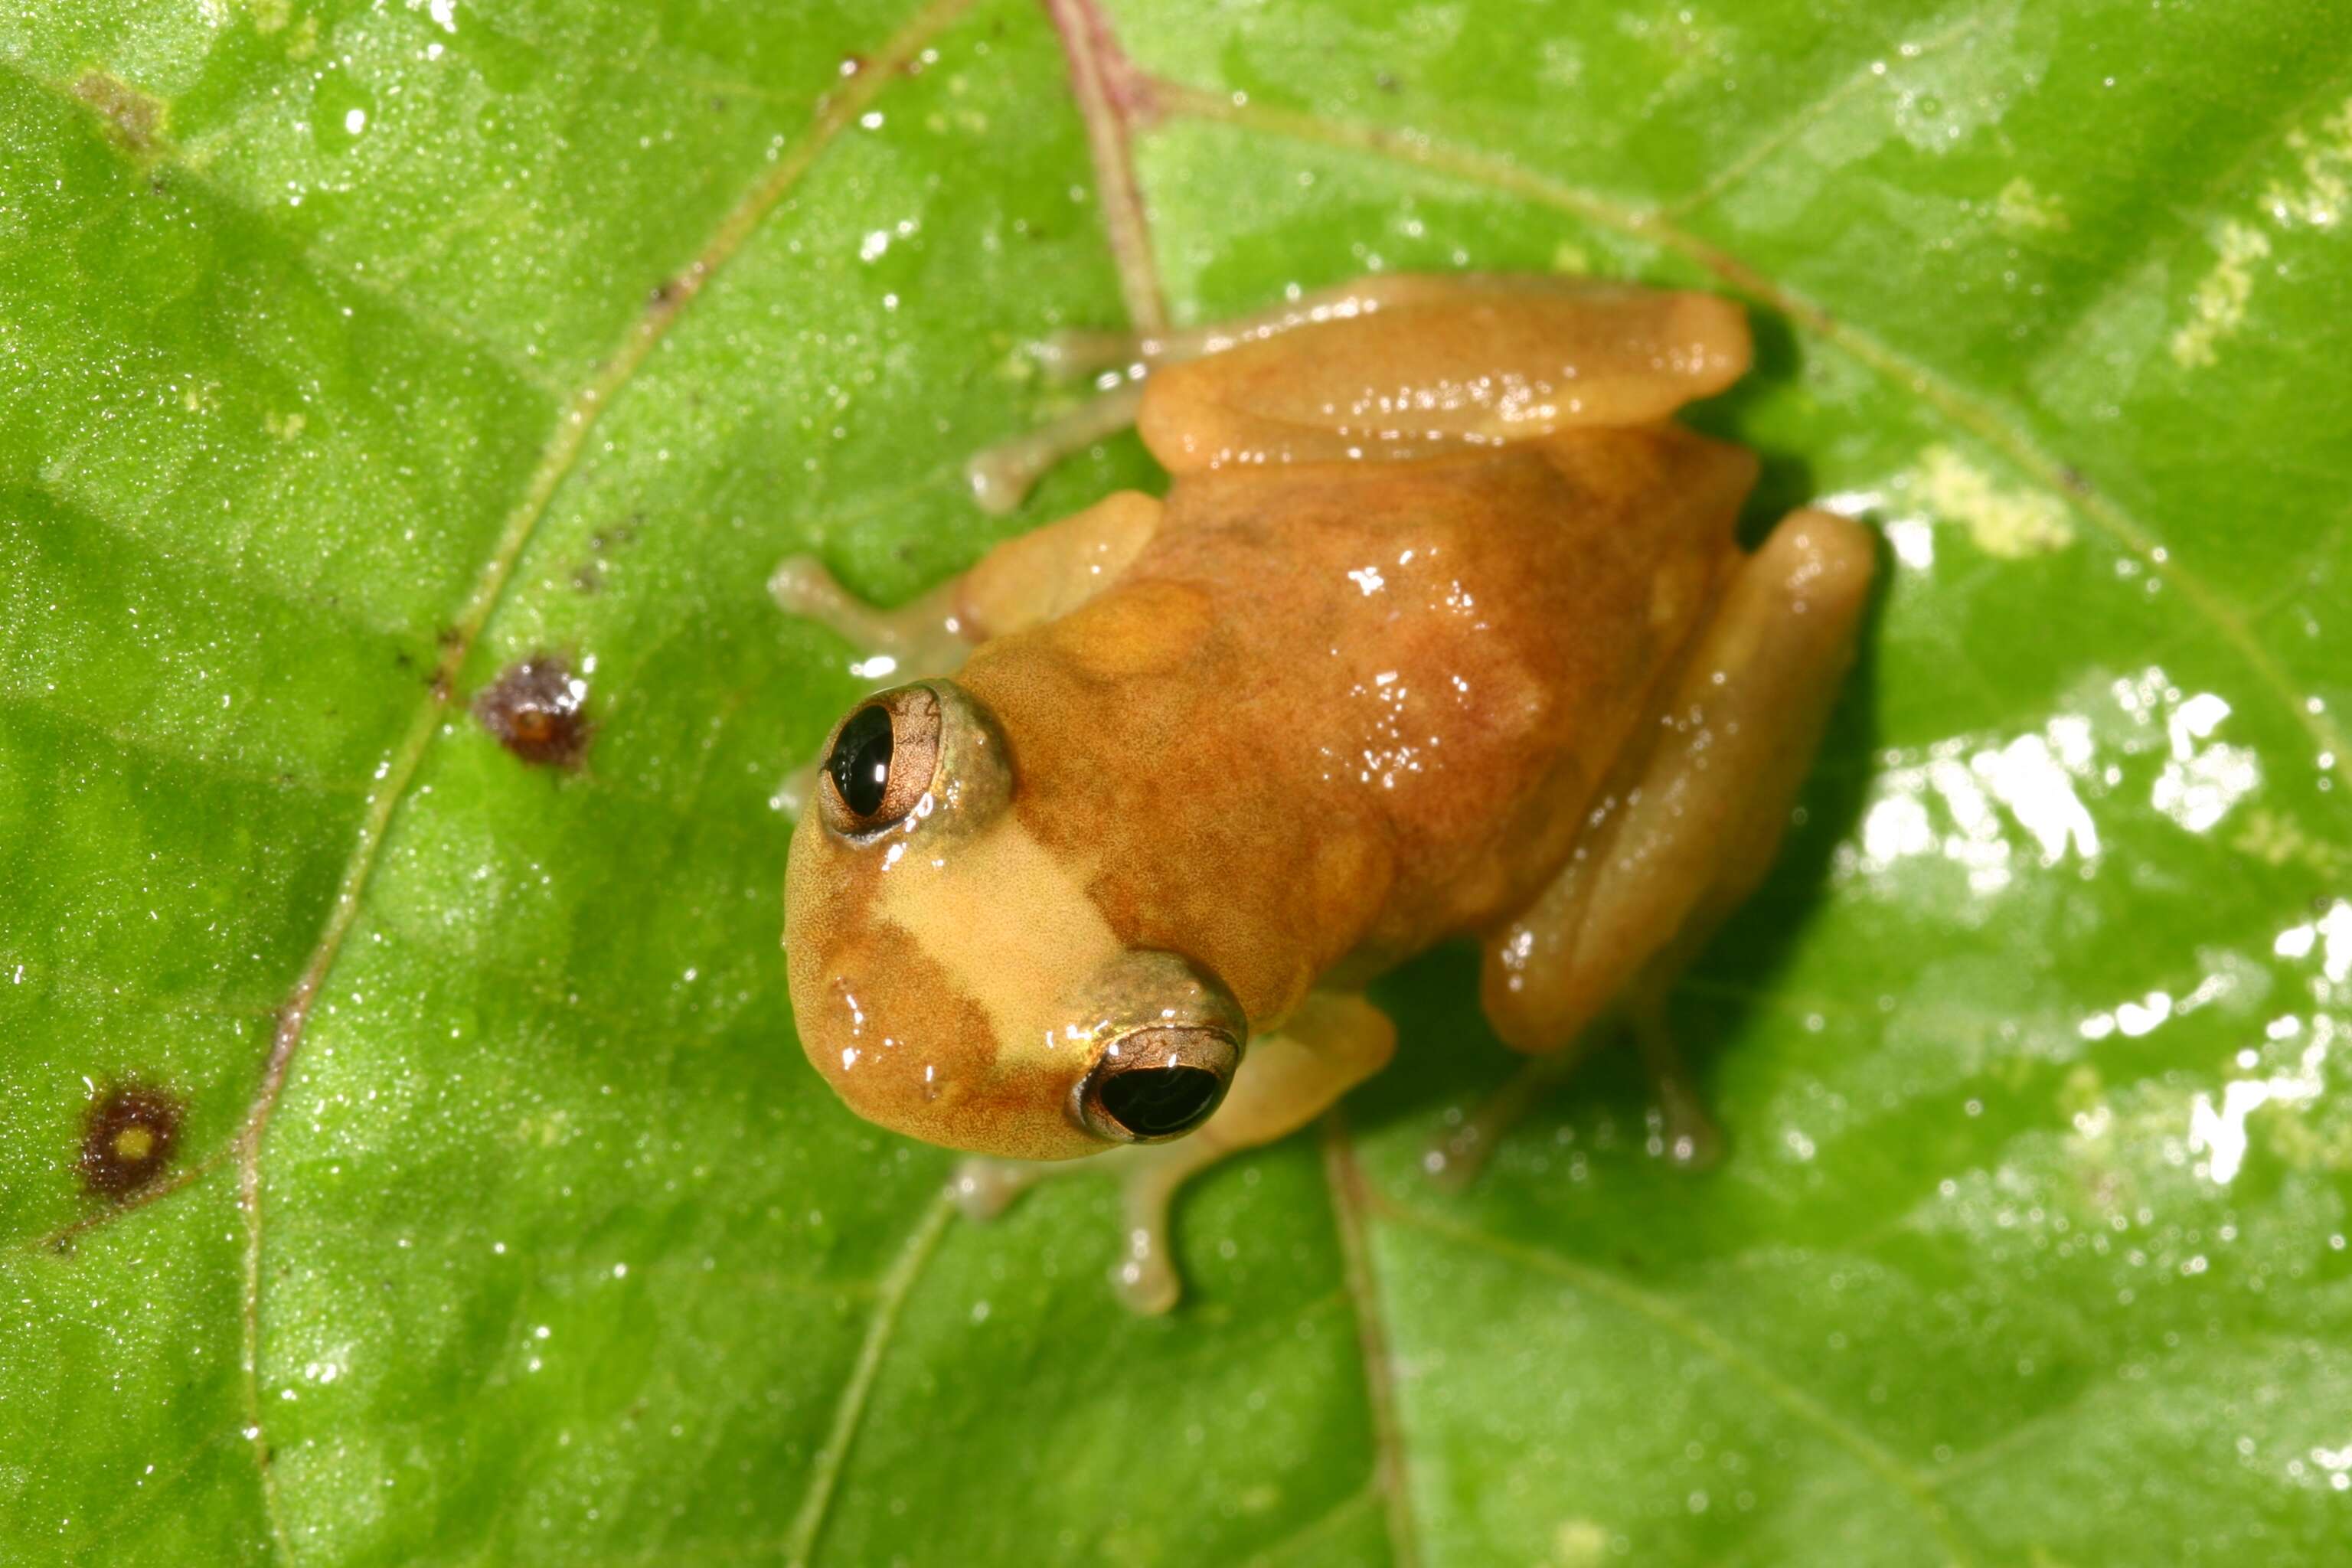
784, 679, 1246, 1160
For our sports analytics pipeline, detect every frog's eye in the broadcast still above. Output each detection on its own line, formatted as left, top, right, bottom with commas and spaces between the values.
819, 686, 942, 835
1077, 1026, 1240, 1144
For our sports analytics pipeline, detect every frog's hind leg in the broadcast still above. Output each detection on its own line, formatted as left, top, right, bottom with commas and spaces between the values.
969, 272, 1753, 511
1436, 508, 1874, 1185
953, 991, 1396, 1313
969, 275, 1481, 511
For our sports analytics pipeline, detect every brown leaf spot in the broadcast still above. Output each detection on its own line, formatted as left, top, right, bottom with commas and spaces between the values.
71, 70, 168, 155
472, 655, 593, 768
79, 1083, 184, 1200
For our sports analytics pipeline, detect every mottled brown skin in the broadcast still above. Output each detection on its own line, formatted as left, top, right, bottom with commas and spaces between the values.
779, 275, 1873, 1306
961, 426, 1756, 1021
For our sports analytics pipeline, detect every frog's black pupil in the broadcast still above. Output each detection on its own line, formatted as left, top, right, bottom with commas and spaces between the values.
1100, 1066, 1221, 1138
828, 705, 893, 818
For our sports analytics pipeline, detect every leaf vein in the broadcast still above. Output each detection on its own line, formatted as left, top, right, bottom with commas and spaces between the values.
1385, 1201, 1977, 1566
1321, 1113, 1422, 1568
781, 1191, 957, 1568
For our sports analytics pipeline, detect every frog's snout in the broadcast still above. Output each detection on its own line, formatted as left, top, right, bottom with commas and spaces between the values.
1073, 1023, 1239, 1144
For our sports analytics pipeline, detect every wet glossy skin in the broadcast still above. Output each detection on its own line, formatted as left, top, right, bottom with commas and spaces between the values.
779, 275, 1873, 1301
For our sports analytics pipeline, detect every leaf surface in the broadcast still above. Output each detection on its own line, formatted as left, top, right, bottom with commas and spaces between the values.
2, 2, 2347, 1564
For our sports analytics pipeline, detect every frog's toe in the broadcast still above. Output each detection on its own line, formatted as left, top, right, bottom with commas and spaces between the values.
948, 1149, 1186, 1312
769, 760, 820, 820
1110, 1240, 1181, 1315
1633, 1004, 1725, 1171
1423, 1047, 1584, 1191
1648, 1096, 1724, 1170
949, 1155, 1049, 1222
965, 381, 1145, 517
1110, 1170, 1184, 1315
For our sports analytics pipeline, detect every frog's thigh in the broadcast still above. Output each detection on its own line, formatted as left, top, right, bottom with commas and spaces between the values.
955, 992, 1395, 1315
967, 275, 1481, 511
1137, 274, 1754, 474
1481, 508, 1875, 1056
1044, 272, 1542, 374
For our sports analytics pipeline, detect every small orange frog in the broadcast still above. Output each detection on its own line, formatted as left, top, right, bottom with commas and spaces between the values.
774, 274, 1873, 1310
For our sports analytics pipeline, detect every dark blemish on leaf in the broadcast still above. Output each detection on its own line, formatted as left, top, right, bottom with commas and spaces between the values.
573, 517, 642, 593
588, 518, 642, 554
72, 70, 167, 155
473, 655, 593, 768
2056, 464, 2094, 497
1375, 71, 1400, 93
79, 1083, 184, 1200
648, 276, 684, 311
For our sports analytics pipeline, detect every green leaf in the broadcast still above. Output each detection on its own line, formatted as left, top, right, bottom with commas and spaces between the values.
4, 0, 2347, 1563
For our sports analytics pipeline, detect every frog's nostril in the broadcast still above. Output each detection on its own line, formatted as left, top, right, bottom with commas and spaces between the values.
1078, 1024, 1238, 1143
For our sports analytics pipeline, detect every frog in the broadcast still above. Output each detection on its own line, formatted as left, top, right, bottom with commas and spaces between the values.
773, 272, 1873, 1312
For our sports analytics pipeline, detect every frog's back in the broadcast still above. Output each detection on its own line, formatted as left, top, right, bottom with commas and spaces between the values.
956, 423, 1756, 1024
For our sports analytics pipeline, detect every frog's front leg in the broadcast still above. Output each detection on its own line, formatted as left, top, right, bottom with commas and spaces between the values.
771, 490, 1162, 811
767, 559, 972, 684
954, 991, 1396, 1313
1444, 508, 1875, 1181
773, 488, 1161, 666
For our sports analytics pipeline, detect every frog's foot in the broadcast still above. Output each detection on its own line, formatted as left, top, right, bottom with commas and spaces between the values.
1424, 1044, 1583, 1192
944, 1142, 1213, 1314
965, 381, 1145, 515
1631, 996, 1723, 1170
950, 993, 1397, 1313
1102, 1138, 1231, 1315
1423, 999, 1721, 1191
769, 554, 972, 680
949, 1154, 1056, 1222
770, 759, 822, 819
